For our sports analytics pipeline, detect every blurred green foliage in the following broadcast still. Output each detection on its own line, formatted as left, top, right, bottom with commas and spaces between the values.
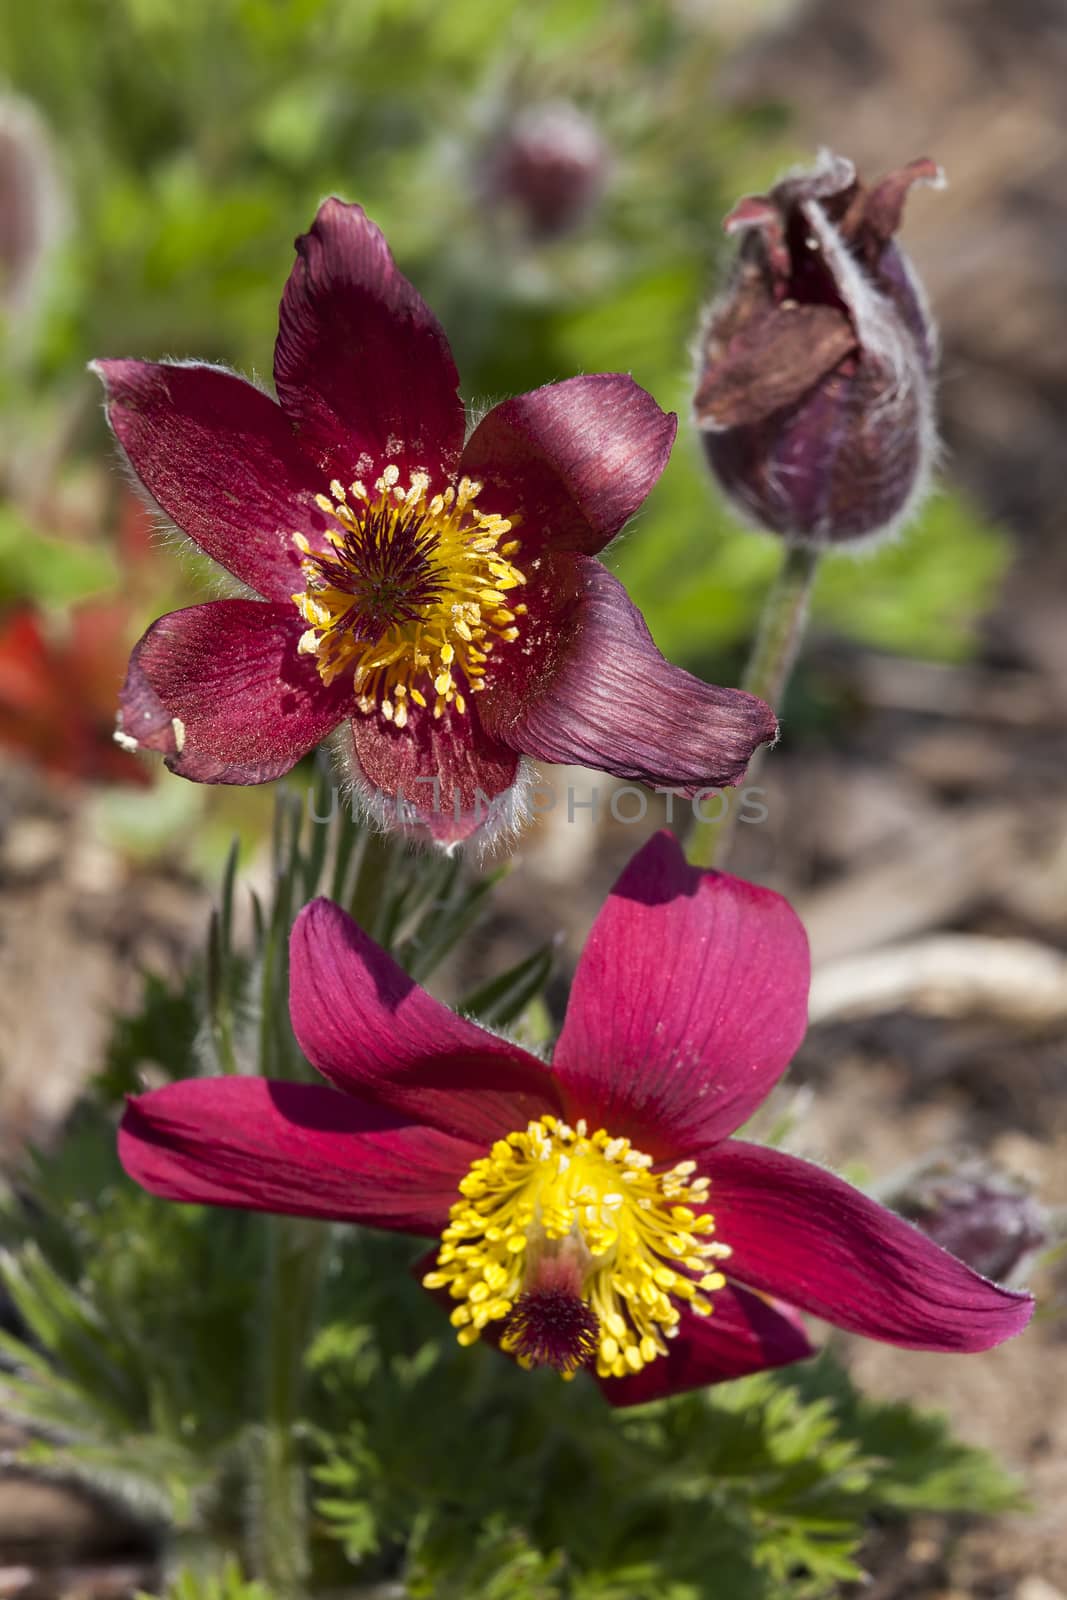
138, 1562, 275, 1600
0, 502, 116, 605
1, 0, 1007, 670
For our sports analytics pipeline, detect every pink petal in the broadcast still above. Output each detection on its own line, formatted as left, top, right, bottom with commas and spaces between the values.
93, 359, 326, 602
485, 560, 776, 790
348, 696, 521, 845
709, 1141, 1035, 1352
289, 898, 562, 1142
118, 601, 347, 783
459, 374, 677, 558
274, 199, 464, 488
599, 1284, 813, 1407
119, 1078, 478, 1233
552, 832, 810, 1157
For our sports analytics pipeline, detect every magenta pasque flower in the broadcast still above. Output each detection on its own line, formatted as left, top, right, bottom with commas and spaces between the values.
118, 833, 1032, 1405
695, 152, 942, 548
94, 199, 775, 844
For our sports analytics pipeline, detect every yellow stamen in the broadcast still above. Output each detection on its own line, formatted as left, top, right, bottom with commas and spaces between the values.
423, 1115, 730, 1381
291, 468, 524, 718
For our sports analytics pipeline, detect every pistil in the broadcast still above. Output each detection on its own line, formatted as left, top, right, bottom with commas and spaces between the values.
423, 1115, 732, 1381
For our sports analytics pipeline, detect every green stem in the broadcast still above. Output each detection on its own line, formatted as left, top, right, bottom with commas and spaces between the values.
687, 542, 821, 870
250, 1215, 324, 1596
348, 824, 396, 943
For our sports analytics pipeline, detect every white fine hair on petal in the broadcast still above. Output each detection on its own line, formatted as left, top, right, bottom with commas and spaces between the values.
464, 396, 497, 444
330, 723, 534, 860
87, 357, 270, 602
798, 197, 941, 550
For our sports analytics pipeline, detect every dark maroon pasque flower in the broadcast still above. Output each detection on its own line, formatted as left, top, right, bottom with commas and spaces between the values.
119, 832, 1033, 1405
94, 199, 775, 844
695, 151, 942, 548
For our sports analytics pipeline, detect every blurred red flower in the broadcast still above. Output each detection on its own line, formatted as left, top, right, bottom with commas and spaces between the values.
0, 604, 149, 786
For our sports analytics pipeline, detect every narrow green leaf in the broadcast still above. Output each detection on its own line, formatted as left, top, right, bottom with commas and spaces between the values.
459, 941, 558, 1029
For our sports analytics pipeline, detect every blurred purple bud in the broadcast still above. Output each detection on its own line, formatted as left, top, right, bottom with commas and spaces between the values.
894, 1154, 1046, 1285
695, 150, 943, 548
483, 101, 609, 241
0, 95, 65, 322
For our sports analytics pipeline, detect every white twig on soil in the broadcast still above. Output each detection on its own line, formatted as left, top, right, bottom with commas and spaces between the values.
809, 933, 1067, 1027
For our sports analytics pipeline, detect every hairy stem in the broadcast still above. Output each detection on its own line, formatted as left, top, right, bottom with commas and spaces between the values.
687, 542, 821, 869
249, 1215, 324, 1595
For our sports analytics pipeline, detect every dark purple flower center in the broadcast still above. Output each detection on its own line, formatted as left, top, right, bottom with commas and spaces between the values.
301, 500, 448, 637
501, 1286, 601, 1375
291, 467, 526, 720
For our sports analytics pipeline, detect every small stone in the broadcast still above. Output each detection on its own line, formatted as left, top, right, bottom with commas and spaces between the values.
0, 818, 61, 881
1016, 1580, 1067, 1600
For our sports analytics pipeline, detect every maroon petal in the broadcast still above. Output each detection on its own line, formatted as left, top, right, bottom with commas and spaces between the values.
119, 1078, 478, 1234
274, 198, 464, 487
485, 560, 776, 791
694, 302, 856, 430
118, 601, 347, 784
599, 1285, 813, 1407
348, 696, 521, 845
459, 375, 677, 558
552, 832, 809, 1159
289, 897, 562, 1142
709, 1141, 1035, 1353
93, 359, 325, 602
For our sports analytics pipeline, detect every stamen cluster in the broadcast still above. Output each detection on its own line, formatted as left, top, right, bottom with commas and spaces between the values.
292, 466, 526, 722
423, 1114, 732, 1380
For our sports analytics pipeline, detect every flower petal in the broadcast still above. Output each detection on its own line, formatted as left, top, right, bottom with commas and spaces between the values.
118, 601, 347, 783
598, 1285, 813, 1407
92, 359, 324, 601
459, 374, 677, 557
274, 198, 464, 487
289, 897, 562, 1142
348, 696, 521, 845
486, 560, 776, 790
709, 1141, 1035, 1352
552, 831, 810, 1157
119, 1078, 478, 1233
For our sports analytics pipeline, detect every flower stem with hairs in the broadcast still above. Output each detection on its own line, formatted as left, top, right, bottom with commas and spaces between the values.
251, 1217, 324, 1594
688, 542, 820, 869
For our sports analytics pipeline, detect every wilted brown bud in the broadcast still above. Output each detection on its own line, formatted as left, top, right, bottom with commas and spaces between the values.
483, 101, 609, 241
695, 151, 942, 548
892, 1154, 1046, 1284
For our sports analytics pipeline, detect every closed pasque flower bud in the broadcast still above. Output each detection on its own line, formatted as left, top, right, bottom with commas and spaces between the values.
891, 1153, 1047, 1285
483, 101, 609, 241
695, 151, 942, 548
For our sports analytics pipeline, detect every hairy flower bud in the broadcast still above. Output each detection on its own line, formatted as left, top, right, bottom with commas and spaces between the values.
891, 1154, 1046, 1285
482, 101, 609, 241
695, 151, 942, 547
